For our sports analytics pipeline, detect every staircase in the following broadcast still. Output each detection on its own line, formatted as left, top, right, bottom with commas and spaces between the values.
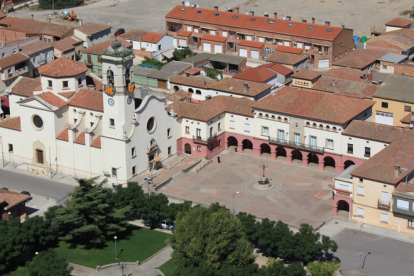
163, 152, 187, 170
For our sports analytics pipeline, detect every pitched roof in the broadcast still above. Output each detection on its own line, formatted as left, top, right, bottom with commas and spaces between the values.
90, 136, 101, 148
81, 38, 131, 55
207, 78, 272, 97
0, 17, 73, 37
275, 45, 303, 54
86, 73, 103, 91
19, 40, 53, 56
58, 92, 76, 99
118, 29, 147, 40
312, 76, 378, 99
38, 57, 87, 77
292, 68, 322, 80
185, 68, 201, 75
0, 52, 29, 69
0, 116, 21, 131
0, 10, 7, 19
36, 92, 67, 109
252, 87, 375, 124
75, 22, 111, 35
385, 18, 412, 27
177, 30, 191, 37
237, 40, 264, 48
170, 75, 216, 88
395, 182, 414, 193
233, 63, 292, 82
378, 53, 407, 63
373, 74, 414, 104
57, 128, 69, 141
10, 77, 41, 97
342, 120, 409, 143
169, 95, 254, 121
166, 5, 343, 41
266, 51, 307, 65
400, 112, 413, 124
325, 67, 365, 81
351, 135, 414, 184
69, 89, 103, 112
0, 189, 30, 210
367, 29, 414, 52
332, 49, 387, 69
165, 89, 192, 102
1, 96, 9, 108
52, 36, 82, 52
147, 61, 191, 80
74, 132, 86, 145
202, 34, 227, 43
209, 53, 246, 65
141, 32, 164, 43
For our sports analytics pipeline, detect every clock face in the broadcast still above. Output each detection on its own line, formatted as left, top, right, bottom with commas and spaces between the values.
108, 98, 115, 106
127, 96, 133, 105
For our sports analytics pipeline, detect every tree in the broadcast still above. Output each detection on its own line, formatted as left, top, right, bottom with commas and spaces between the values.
173, 48, 196, 61
161, 201, 192, 222
39, 0, 84, 9
26, 249, 73, 276
236, 212, 258, 241
112, 182, 145, 210
138, 192, 169, 227
53, 177, 132, 245
170, 205, 255, 270
22, 216, 57, 251
306, 260, 340, 276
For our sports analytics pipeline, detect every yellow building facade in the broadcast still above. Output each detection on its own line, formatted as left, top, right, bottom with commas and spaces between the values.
372, 97, 414, 127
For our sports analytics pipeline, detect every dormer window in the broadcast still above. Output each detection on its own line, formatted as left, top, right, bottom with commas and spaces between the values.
48, 80, 52, 87
307, 26, 314, 30
214, 13, 220, 16
250, 18, 256, 21
288, 23, 295, 27
327, 29, 333, 32
63, 81, 68, 88
196, 10, 202, 14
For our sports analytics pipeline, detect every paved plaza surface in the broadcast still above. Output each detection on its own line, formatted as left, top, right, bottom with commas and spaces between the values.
158, 150, 336, 228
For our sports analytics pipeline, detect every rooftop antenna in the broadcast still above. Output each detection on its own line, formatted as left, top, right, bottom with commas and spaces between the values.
184, 1, 190, 6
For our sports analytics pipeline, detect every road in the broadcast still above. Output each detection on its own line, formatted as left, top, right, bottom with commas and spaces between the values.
0, 169, 75, 204
333, 229, 414, 276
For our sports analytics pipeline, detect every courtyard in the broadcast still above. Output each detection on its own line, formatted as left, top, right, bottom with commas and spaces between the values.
157, 150, 336, 229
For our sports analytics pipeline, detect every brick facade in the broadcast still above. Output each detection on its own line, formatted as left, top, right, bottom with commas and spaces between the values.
394, 64, 414, 77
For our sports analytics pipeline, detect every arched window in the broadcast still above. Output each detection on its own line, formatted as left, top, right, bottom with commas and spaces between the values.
319, 124, 324, 129
306, 122, 310, 127
326, 126, 330, 130
196, 90, 201, 95
107, 70, 114, 86
188, 88, 194, 93
271, 115, 276, 120
173, 86, 179, 92
258, 113, 263, 118
125, 68, 130, 86
312, 123, 317, 128
265, 114, 269, 119
277, 116, 282, 121
284, 118, 288, 122
332, 127, 337, 131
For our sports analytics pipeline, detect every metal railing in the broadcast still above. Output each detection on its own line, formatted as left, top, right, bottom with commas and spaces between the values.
268, 137, 324, 153
378, 200, 390, 209
192, 134, 218, 144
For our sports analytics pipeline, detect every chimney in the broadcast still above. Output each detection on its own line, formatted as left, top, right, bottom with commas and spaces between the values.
302, 19, 307, 23
286, 16, 291, 21
235, 7, 239, 14
31, 14, 34, 20
264, 12, 268, 18
192, 60, 195, 69
312, 18, 315, 24
244, 82, 249, 94
325, 21, 330, 26
274, 12, 277, 19
214, 6, 218, 11
182, 1, 185, 6
250, 11, 254, 16
394, 165, 401, 178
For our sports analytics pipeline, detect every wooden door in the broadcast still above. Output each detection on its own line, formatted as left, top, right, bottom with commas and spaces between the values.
158, 80, 167, 89
185, 144, 191, 154
36, 149, 44, 164
87, 55, 92, 63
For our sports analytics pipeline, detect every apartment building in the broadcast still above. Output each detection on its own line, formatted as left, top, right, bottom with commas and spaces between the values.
165, 4, 354, 68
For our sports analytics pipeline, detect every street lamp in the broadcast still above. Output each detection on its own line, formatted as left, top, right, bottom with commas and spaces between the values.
35, 252, 38, 256
114, 236, 118, 259
48, 145, 52, 179
259, 162, 268, 182
0, 135, 4, 168
144, 173, 154, 195
360, 221, 367, 268
232, 191, 239, 215
115, 166, 123, 186
119, 262, 127, 276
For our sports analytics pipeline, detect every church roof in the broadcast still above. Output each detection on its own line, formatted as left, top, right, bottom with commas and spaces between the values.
91, 136, 101, 148
10, 77, 41, 97
0, 116, 21, 131
56, 128, 69, 141
38, 57, 88, 77
36, 92, 67, 109
68, 89, 103, 112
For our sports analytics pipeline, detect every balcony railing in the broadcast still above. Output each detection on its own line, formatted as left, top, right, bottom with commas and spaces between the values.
378, 200, 390, 210
192, 134, 218, 144
268, 137, 324, 153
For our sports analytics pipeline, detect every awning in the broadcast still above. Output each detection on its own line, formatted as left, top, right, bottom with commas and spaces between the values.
151, 157, 163, 162
237, 32, 254, 35
162, 49, 174, 59
201, 26, 217, 30
313, 43, 330, 47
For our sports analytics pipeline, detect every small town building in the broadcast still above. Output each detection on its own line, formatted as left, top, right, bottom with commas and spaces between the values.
266, 50, 308, 72
169, 74, 216, 100
377, 53, 408, 73
144, 61, 191, 90
385, 18, 412, 32
233, 63, 293, 87
52, 36, 84, 60
74, 22, 112, 48
206, 78, 272, 101
19, 40, 54, 77
237, 40, 265, 60
291, 68, 321, 88
332, 49, 387, 76
366, 29, 414, 57
201, 34, 227, 54
325, 67, 365, 81
208, 53, 247, 73
0, 52, 29, 86
0, 188, 31, 222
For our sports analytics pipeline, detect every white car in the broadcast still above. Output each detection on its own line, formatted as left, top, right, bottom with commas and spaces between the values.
174, 46, 188, 51
159, 219, 175, 230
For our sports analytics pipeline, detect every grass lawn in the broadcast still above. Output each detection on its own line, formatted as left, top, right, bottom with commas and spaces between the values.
159, 259, 176, 276
9, 266, 29, 276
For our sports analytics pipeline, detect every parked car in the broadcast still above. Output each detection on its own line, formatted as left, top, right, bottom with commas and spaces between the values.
159, 219, 175, 230
174, 46, 188, 51
20, 191, 31, 196
115, 28, 125, 36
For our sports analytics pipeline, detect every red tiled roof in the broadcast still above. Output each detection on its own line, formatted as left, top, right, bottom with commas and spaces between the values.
252, 87, 375, 124
333, 49, 388, 69
266, 51, 307, 65
1, 96, 9, 108
166, 6, 343, 41
366, 29, 414, 52
53, 36, 82, 52
395, 182, 414, 193
185, 68, 201, 75
342, 120, 409, 143
38, 57, 87, 77
0, 17, 73, 37
37, 92, 67, 109
202, 34, 227, 43
311, 76, 378, 99
118, 29, 147, 40
0, 189, 30, 210
233, 63, 292, 82
74, 132, 86, 145
207, 78, 272, 97
141, 32, 164, 43
58, 92, 76, 99
400, 112, 413, 124
177, 30, 191, 37
275, 45, 303, 54
0, 116, 21, 131
75, 22, 111, 36
90, 135, 101, 148
10, 77, 41, 97
81, 38, 131, 55
238, 40, 264, 48
56, 128, 69, 141
165, 89, 192, 102
326, 67, 365, 79
0, 11, 7, 19
69, 89, 103, 112
19, 40, 53, 56
0, 52, 29, 69
86, 74, 103, 91
292, 68, 322, 80
385, 18, 412, 27
170, 75, 216, 88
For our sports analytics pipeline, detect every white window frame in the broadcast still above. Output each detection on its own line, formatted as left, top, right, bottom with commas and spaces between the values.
258, 37, 265, 42
211, 30, 216, 35
197, 145, 201, 152
262, 126, 269, 135
194, 27, 199, 33
297, 42, 303, 48
278, 130, 285, 140
246, 35, 252, 41
284, 41, 290, 46
381, 213, 388, 223
186, 26, 192, 32
244, 123, 250, 132
357, 186, 364, 195
338, 183, 349, 191
294, 133, 300, 144
185, 126, 190, 133
357, 208, 364, 217
305, 43, 311, 50
327, 139, 334, 148
397, 199, 409, 210
230, 120, 235, 129
310, 136, 317, 147
222, 31, 227, 37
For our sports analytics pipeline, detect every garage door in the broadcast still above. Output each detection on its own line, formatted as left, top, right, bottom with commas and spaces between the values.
240, 48, 248, 57
375, 111, 394, 126
318, 59, 330, 68
203, 43, 211, 52
214, 44, 222, 53
251, 50, 259, 59
179, 39, 187, 46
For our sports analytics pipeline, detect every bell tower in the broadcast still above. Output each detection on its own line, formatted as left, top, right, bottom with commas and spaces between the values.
101, 40, 135, 140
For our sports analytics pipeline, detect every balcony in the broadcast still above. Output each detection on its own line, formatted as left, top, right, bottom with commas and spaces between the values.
378, 200, 390, 210
392, 193, 414, 216
268, 137, 324, 154
193, 134, 218, 144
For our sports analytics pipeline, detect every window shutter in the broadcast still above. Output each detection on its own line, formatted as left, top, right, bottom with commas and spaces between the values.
358, 186, 364, 195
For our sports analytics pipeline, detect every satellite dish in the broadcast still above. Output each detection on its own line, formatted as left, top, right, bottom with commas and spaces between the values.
184, 1, 190, 6
410, 124, 413, 129
283, 17, 286, 20
246, 12, 249, 15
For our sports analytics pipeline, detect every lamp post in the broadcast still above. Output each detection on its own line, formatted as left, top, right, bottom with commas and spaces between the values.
0, 135, 3, 168
48, 145, 52, 179
118, 262, 127, 276
115, 166, 123, 186
114, 236, 118, 259
360, 221, 367, 268
232, 191, 239, 215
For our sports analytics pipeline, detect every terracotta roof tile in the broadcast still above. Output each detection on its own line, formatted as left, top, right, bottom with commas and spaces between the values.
69, 89, 103, 112
141, 32, 164, 43
185, 68, 201, 75
177, 30, 191, 37
53, 36, 82, 52
56, 128, 69, 141
237, 40, 264, 48
252, 87, 375, 124
326, 67, 365, 79
266, 51, 307, 65
10, 77, 41, 97
400, 112, 413, 124
75, 22, 111, 36
86, 74, 103, 91
0, 189, 30, 210
37, 92, 67, 108
170, 75, 216, 88
0, 52, 29, 69
367, 29, 414, 52
333, 49, 388, 69
342, 120, 409, 143
1, 96, 9, 108
385, 18, 412, 27
74, 132, 86, 145
58, 92, 76, 99
0, 11, 7, 19
395, 182, 414, 193
233, 62, 292, 82
81, 38, 131, 55
0, 17, 73, 37
38, 57, 87, 77
19, 40, 53, 56
292, 68, 322, 80
275, 45, 303, 54
207, 78, 272, 97
118, 29, 147, 40
0, 116, 21, 131
90, 135, 101, 148
166, 5, 343, 40
312, 76, 378, 99
202, 34, 227, 43
165, 89, 192, 102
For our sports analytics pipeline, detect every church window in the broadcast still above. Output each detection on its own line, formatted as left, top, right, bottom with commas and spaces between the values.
185, 126, 190, 133
8, 144, 13, 153
33, 115, 43, 129
132, 166, 136, 175
147, 117, 156, 133
125, 68, 130, 86
110, 118, 115, 127
168, 146, 171, 155
131, 147, 136, 157
107, 70, 114, 86
167, 128, 171, 137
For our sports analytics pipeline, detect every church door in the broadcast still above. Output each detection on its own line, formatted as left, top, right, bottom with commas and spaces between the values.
36, 149, 44, 164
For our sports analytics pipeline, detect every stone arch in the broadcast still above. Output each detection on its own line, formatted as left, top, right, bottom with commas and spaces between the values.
276, 146, 287, 157
265, 114, 269, 119
196, 90, 201, 95
344, 160, 355, 169
308, 153, 319, 164
188, 88, 194, 93
271, 115, 276, 120
292, 149, 303, 161
173, 85, 179, 92
184, 143, 192, 154
227, 136, 238, 147
337, 200, 350, 212
32, 140, 47, 165
260, 143, 271, 154
324, 156, 336, 169
242, 139, 253, 150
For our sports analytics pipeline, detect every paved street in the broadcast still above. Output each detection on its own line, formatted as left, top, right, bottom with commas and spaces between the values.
334, 229, 414, 276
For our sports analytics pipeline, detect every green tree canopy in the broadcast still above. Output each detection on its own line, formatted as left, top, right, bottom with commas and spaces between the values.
173, 48, 196, 61
39, 0, 84, 9
161, 201, 192, 222
26, 249, 73, 276
112, 182, 145, 210
138, 192, 169, 227
170, 204, 255, 270
306, 260, 340, 276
